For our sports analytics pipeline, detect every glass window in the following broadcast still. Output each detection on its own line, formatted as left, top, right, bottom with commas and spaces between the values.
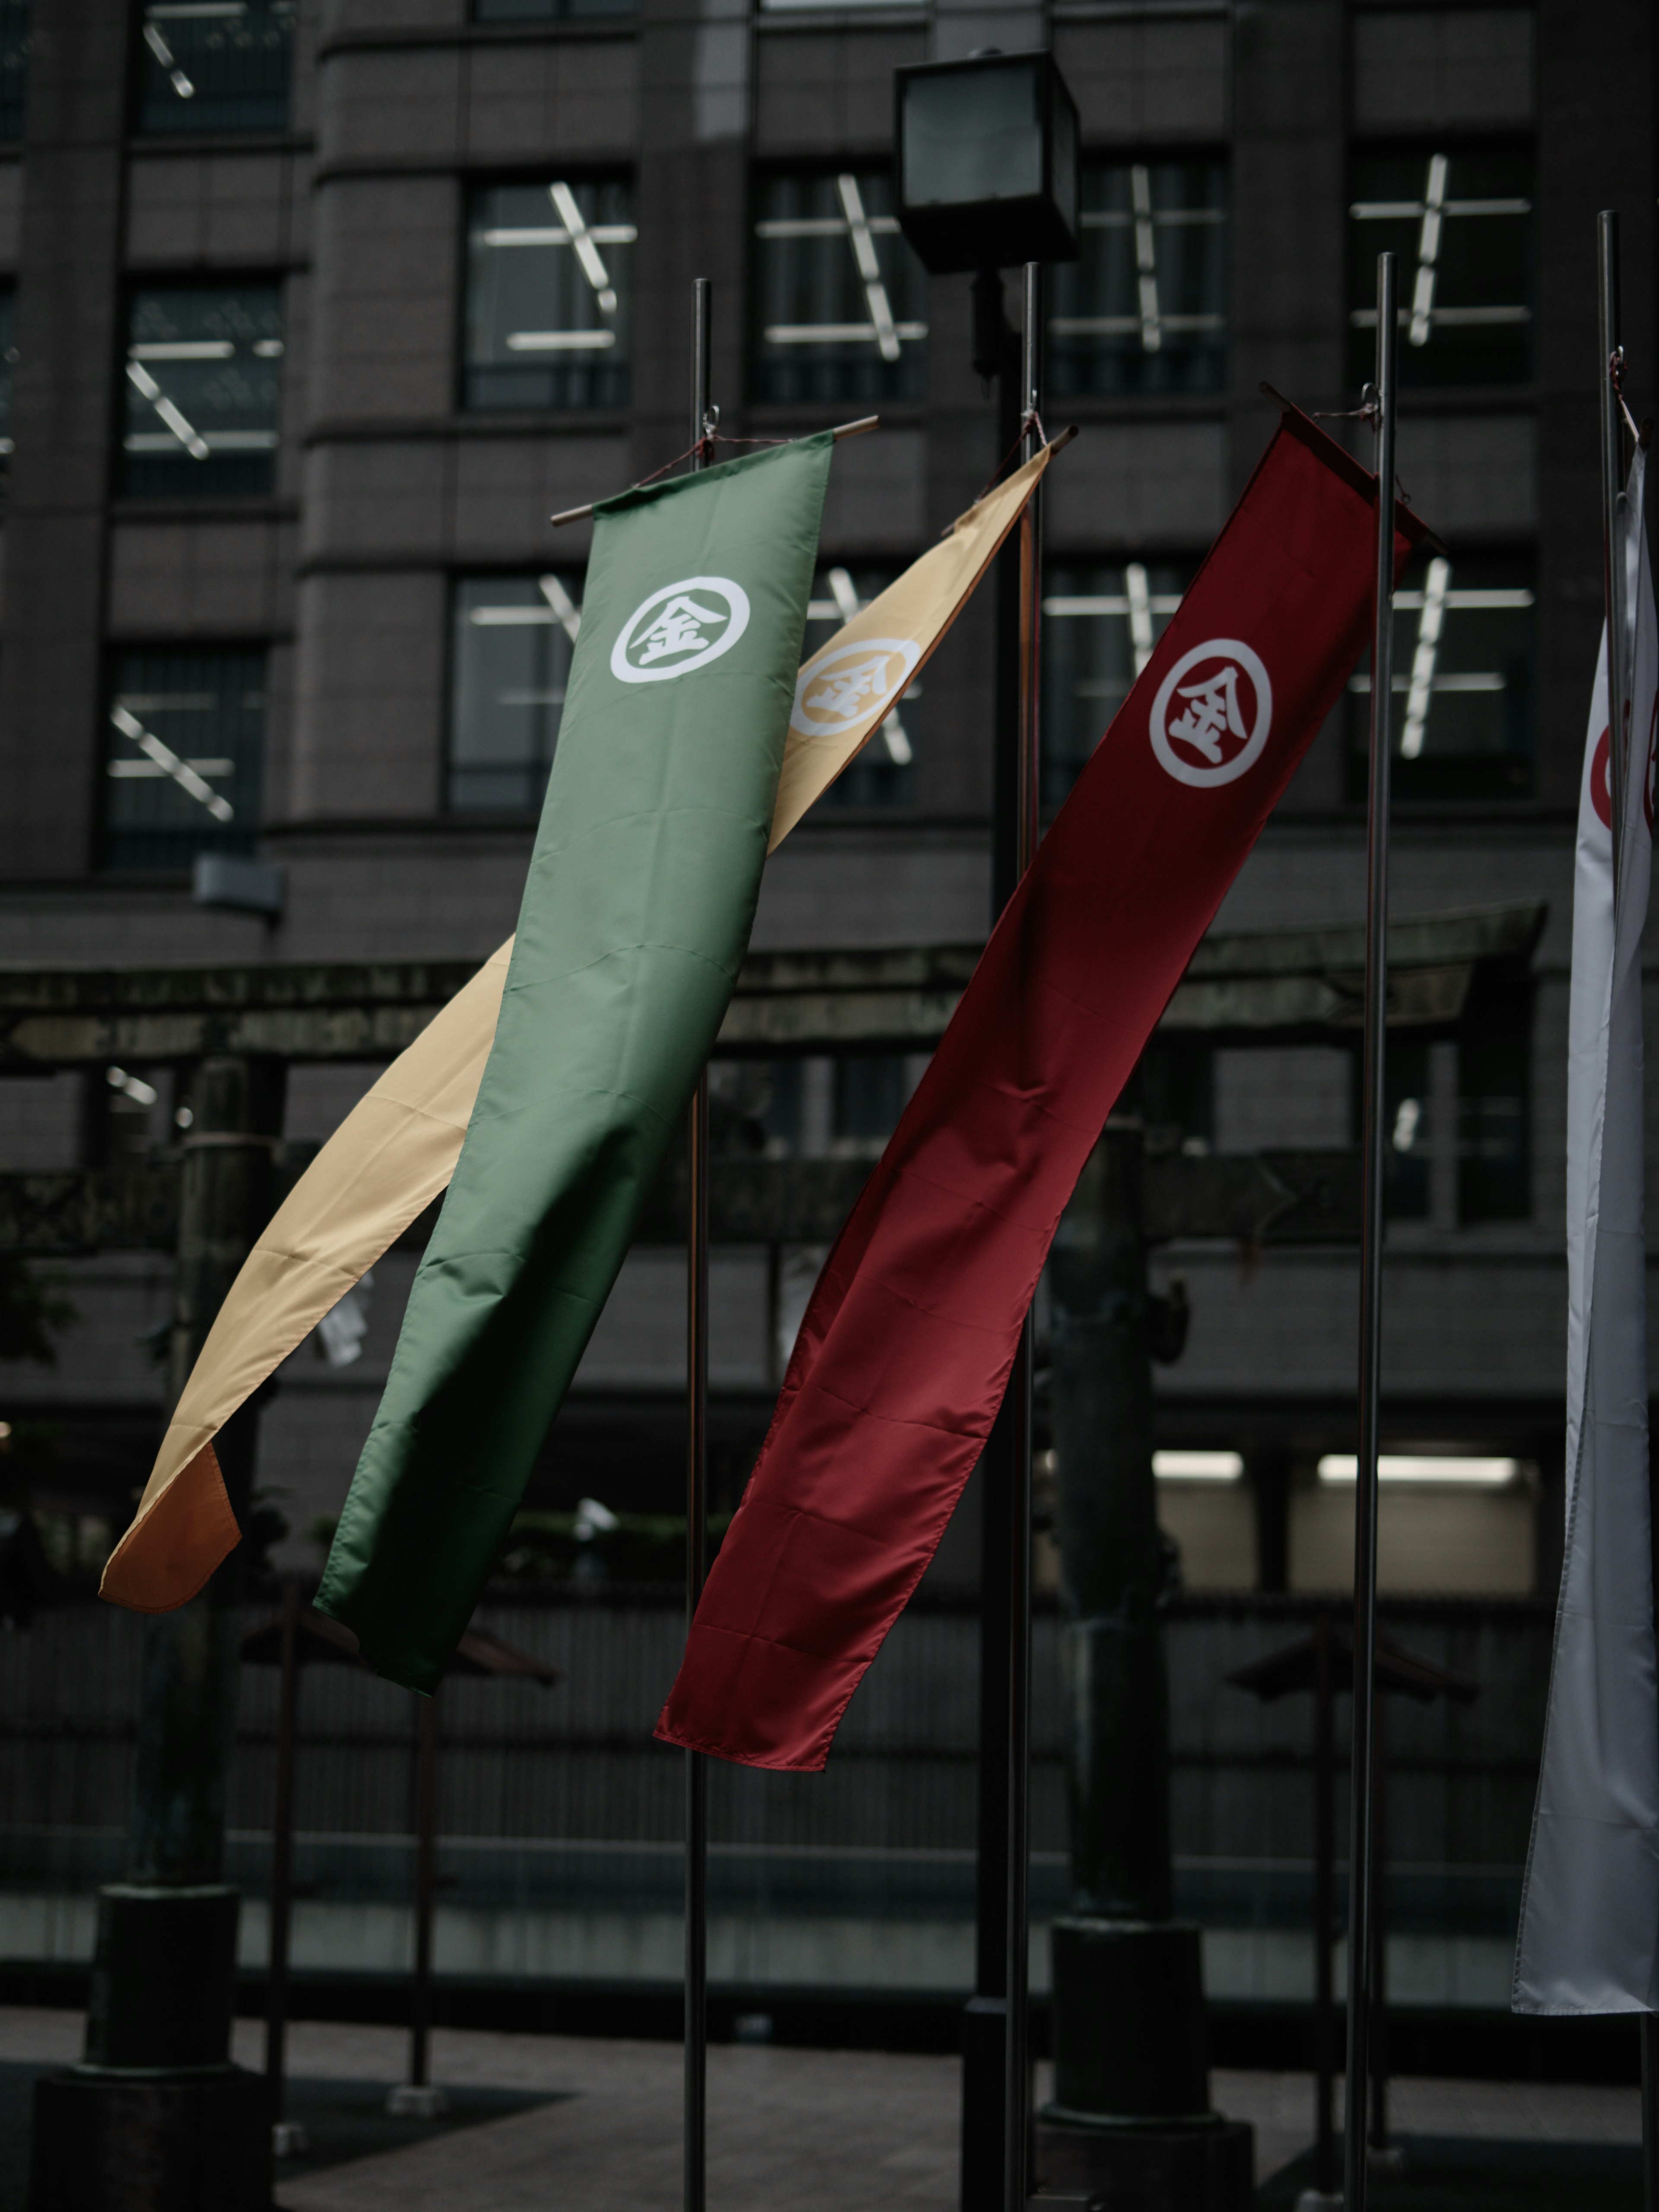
1136, 1040, 1213, 1159
0, 287, 15, 487
0, 0, 29, 141
1349, 149, 1533, 389
1459, 978, 1530, 1222
1049, 160, 1227, 399
800, 562, 916, 809
122, 285, 282, 499
1347, 551, 1535, 803
752, 172, 928, 407
1041, 559, 1190, 807
832, 1055, 909, 1157
463, 179, 634, 412
708, 1060, 804, 1158
103, 650, 265, 872
137, 0, 295, 135
448, 574, 582, 812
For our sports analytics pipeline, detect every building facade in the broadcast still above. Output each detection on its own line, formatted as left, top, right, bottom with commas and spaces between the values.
0, 0, 1654, 1611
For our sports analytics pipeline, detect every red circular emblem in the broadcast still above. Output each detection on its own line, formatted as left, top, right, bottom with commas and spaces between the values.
1590, 727, 1612, 830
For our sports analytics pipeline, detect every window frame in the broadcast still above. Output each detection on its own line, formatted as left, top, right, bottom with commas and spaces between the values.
1048, 146, 1230, 402
445, 567, 586, 817
749, 161, 930, 412
132, 0, 297, 139
458, 169, 637, 417
1346, 138, 1536, 394
1344, 540, 1538, 807
117, 274, 286, 503
101, 642, 271, 875
1040, 552, 1199, 809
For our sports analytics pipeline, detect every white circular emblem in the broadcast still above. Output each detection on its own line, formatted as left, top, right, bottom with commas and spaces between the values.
790, 637, 921, 738
1149, 639, 1274, 788
610, 575, 751, 685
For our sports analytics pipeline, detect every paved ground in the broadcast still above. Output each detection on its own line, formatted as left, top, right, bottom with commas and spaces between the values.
0, 2007, 1643, 2211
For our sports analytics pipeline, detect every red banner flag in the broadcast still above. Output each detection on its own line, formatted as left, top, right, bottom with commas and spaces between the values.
657, 405, 1425, 1772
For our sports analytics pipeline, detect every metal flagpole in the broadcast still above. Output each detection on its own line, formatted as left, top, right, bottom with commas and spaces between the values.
1598, 207, 1658, 2212
1344, 246, 1398, 2212
1598, 213, 1630, 918
685, 272, 714, 2212
265, 1576, 299, 2133
409, 1691, 439, 2094
1002, 257, 1043, 2212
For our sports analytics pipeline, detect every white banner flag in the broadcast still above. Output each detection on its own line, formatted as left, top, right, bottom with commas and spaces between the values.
1515, 451, 1659, 2012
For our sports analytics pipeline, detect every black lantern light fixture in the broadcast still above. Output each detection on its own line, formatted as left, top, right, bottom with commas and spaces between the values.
893, 50, 1080, 276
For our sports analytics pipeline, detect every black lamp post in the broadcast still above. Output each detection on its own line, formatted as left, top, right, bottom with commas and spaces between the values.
895, 52, 1079, 276
896, 53, 1077, 2212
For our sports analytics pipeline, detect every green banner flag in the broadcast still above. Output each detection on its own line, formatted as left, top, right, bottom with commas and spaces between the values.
316, 433, 834, 1690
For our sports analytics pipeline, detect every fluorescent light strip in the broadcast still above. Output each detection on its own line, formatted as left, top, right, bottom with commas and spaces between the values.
763, 322, 926, 346
1125, 562, 1155, 675
1154, 1449, 1244, 1483
1043, 594, 1183, 617
548, 181, 619, 316
1395, 588, 1534, 610
109, 704, 234, 823
1131, 164, 1161, 353
1409, 152, 1449, 347
1348, 672, 1506, 696
754, 216, 902, 238
537, 574, 582, 645
837, 175, 902, 365
125, 359, 210, 458
142, 20, 196, 97
480, 226, 636, 248
130, 340, 236, 361
108, 756, 234, 778
1350, 306, 1532, 330
1351, 198, 1531, 219
124, 430, 277, 453
1317, 1454, 1519, 1486
504, 331, 617, 353
1400, 554, 1451, 759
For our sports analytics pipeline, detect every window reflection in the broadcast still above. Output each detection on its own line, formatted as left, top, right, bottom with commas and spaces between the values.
448, 575, 583, 812
752, 172, 928, 406
137, 0, 295, 135
464, 179, 635, 411
1349, 149, 1533, 388
122, 285, 283, 498
1041, 559, 1192, 806
1049, 160, 1227, 398
1348, 552, 1535, 802
103, 650, 265, 871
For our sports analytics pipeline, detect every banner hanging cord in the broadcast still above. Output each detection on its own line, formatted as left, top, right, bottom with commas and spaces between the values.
1312, 387, 1415, 507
